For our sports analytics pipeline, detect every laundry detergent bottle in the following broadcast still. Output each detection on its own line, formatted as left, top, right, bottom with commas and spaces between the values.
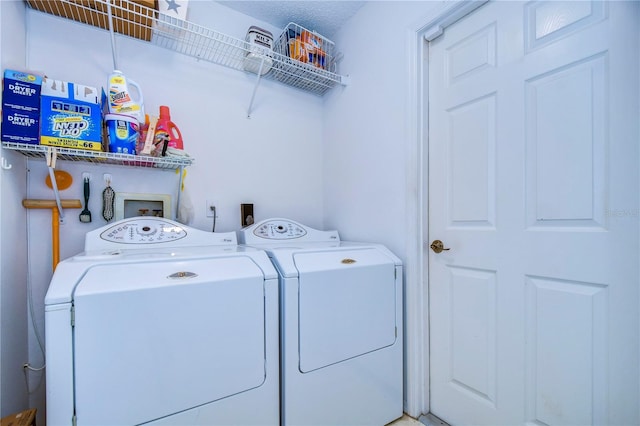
107, 70, 145, 124
154, 105, 184, 152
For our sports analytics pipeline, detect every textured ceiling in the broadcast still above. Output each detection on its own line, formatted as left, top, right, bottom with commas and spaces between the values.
215, 1, 366, 39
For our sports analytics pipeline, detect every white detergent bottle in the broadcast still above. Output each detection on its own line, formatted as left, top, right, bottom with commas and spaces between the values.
107, 70, 144, 123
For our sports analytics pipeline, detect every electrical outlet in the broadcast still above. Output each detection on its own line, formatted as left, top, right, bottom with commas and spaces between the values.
241, 203, 254, 227
206, 200, 217, 218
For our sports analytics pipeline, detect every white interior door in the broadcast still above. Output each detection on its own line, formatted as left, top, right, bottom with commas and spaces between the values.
427, 1, 639, 425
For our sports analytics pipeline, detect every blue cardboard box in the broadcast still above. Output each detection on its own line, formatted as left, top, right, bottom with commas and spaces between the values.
40, 77, 103, 151
1, 109, 39, 144
2, 69, 42, 112
1, 70, 42, 144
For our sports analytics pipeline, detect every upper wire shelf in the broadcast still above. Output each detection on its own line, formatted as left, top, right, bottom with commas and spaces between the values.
25, 0, 347, 96
2, 142, 193, 169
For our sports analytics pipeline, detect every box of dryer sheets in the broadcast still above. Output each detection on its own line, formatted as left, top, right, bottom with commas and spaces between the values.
2, 69, 42, 112
40, 77, 103, 151
1, 109, 40, 144
1, 69, 42, 144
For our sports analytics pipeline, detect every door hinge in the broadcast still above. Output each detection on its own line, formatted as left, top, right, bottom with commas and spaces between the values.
70, 306, 75, 327
72, 414, 77, 426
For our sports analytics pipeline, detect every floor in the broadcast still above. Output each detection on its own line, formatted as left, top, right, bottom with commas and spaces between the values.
388, 415, 424, 425
388, 413, 450, 426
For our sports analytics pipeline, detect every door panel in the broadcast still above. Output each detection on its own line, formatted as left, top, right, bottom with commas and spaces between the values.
427, 1, 639, 425
525, 53, 607, 228
448, 94, 496, 227
525, 276, 608, 425
448, 266, 497, 405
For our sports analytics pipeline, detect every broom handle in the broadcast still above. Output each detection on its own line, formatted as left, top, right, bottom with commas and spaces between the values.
52, 208, 60, 271
22, 200, 82, 209
22, 199, 82, 271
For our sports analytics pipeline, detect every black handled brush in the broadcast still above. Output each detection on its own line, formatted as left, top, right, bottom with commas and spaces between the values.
79, 177, 92, 223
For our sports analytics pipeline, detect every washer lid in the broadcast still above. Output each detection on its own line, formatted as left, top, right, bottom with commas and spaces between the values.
72, 256, 268, 424
74, 255, 263, 298
45, 248, 277, 305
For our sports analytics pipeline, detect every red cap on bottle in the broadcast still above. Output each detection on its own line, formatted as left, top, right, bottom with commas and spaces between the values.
159, 105, 171, 119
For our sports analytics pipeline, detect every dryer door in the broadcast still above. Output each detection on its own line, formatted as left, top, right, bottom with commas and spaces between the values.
72, 256, 267, 425
294, 248, 397, 372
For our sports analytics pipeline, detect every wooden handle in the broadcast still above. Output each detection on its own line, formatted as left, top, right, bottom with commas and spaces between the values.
22, 199, 82, 209
22, 199, 81, 271
52, 207, 60, 271
141, 116, 159, 155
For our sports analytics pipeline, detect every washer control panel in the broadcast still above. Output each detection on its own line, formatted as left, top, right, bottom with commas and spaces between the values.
100, 218, 187, 244
85, 217, 237, 251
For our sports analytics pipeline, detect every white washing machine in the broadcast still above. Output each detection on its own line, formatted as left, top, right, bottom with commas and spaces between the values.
45, 217, 279, 426
238, 218, 403, 426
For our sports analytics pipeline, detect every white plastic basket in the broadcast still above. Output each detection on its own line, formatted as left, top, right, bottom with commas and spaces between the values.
274, 22, 336, 72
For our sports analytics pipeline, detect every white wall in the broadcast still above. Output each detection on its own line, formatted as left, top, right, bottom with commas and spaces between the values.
324, 0, 439, 269
0, 0, 30, 418
324, 2, 441, 414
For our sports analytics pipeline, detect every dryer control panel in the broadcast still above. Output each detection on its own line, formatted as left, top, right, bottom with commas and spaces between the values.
239, 218, 340, 243
254, 220, 307, 239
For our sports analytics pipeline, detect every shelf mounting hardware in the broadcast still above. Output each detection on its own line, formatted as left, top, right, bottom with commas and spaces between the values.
176, 166, 185, 222
105, 0, 119, 70
46, 147, 65, 220
1, 157, 11, 170
247, 57, 266, 119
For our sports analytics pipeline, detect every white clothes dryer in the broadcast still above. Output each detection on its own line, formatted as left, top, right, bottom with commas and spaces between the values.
238, 218, 403, 426
45, 217, 279, 426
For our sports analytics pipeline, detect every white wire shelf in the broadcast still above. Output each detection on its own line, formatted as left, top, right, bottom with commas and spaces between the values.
25, 0, 347, 96
2, 142, 193, 169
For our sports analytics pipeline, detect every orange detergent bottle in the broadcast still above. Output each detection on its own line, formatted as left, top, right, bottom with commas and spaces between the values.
154, 106, 183, 154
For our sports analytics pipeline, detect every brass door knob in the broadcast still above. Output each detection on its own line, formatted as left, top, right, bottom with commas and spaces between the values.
430, 240, 450, 253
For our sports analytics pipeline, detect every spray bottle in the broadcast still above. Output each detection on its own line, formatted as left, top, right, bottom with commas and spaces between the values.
107, 70, 145, 124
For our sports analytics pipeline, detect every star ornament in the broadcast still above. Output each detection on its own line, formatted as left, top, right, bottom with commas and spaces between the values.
165, 0, 181, 15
